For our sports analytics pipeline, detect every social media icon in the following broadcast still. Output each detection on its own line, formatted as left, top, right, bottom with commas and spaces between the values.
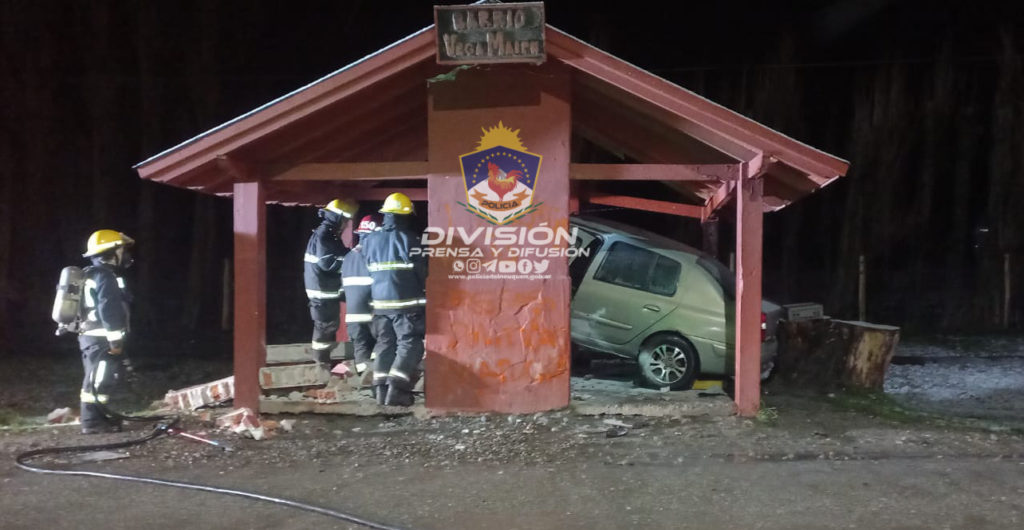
533, 260, 549, 273
467, 259, 481, 273
499, 260, 517, 273
483, 259, 498, 272
452, 260, 465, 272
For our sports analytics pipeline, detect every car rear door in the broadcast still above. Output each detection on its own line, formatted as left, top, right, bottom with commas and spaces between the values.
571, 240, 681, 346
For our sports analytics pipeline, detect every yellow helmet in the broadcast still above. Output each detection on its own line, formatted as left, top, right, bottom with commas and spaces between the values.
323, 198, 358, 219
83, 230, 135, 258
379, 193, 414, 215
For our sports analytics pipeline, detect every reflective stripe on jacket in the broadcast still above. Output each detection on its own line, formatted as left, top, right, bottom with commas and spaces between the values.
341, 247, 374, 323
359, 216, 426, 315
303, 222, 348, 300
80, 263, 129, 342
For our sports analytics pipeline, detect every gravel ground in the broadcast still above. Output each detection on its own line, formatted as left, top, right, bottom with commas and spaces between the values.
3, 338, 1024, 529
886, 336, 1024, 420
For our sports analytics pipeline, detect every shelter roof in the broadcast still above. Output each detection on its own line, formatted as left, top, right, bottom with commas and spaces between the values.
135, 24, 848, 212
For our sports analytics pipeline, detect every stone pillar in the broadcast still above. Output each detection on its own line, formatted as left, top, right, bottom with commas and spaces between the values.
425, 64, 572, 413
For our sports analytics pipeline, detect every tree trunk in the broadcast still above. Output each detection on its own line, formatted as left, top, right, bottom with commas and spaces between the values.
777, 318, 900, 392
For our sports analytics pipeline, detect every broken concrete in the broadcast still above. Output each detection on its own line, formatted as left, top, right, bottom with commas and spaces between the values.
260, 396, 422, 417
164, 376, 234, 411
259, 364, 330, 390
569, 376, 733, 418
265, 343, 353, 365
46, 407, 75, 424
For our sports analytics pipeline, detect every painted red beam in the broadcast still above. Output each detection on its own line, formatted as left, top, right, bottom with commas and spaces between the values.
570, 163, 738, 181
734, 177, 764, 417
588, 194, 704, 219
232, 181, 266, 414
271, 162, 429, 181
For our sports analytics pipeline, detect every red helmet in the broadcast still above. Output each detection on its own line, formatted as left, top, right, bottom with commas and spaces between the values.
356, 214, 382, 234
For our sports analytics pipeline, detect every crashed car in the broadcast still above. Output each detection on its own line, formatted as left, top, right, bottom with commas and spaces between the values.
569, 216, 781, 390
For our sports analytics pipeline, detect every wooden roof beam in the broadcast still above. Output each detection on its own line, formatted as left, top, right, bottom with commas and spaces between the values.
569, 163, 739, 181
211, 180, 427, 204
272, 162, 429, 181
588, 194, 704, 219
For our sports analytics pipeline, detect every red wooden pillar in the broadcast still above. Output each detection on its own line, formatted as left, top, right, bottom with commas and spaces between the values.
425, 63, 572, 413
233, 181, 266, 413
734, 176, 763, 416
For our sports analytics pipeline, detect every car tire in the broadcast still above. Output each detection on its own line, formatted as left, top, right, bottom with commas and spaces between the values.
637, 335, 699, 390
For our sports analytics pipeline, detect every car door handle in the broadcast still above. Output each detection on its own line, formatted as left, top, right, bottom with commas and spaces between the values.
642, 304, 661, 312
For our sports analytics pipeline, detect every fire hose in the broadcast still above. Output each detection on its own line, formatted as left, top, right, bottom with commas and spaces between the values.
16, 398, 405, 529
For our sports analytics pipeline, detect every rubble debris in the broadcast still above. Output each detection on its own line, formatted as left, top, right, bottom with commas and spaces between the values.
331, 362, 353, 378
164, 376, 234, 411
279, 419, 296, 433
602, 418, 633, 429
215, 407, 259, 431
46, 407, 76, 424
605, 426, 630, 438
259, 364, 330, 390
304, 388, 342, 403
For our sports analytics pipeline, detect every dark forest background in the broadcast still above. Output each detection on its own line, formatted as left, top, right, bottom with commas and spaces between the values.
2, 1, 1023, 358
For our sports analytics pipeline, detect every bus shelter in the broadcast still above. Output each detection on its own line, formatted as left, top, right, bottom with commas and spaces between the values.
135, 7, 848, 417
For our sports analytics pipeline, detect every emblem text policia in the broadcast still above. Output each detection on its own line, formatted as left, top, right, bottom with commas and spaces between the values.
434, 2, 545, 64
458, 122, 543, 225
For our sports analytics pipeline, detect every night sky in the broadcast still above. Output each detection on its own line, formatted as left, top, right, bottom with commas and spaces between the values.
2, 0, 1023, 356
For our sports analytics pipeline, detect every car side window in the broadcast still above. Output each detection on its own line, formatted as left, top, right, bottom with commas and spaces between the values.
649, 255, 681, 296
593, 242, 680, 297
569, 227, 603, 297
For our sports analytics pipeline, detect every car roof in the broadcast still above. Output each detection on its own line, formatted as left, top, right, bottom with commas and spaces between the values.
570, 215, 711, 260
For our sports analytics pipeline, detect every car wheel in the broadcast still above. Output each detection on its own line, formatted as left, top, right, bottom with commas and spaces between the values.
637, 335, 699, 390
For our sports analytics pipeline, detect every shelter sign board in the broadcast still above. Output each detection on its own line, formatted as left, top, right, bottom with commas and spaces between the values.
434, 2, 545, 65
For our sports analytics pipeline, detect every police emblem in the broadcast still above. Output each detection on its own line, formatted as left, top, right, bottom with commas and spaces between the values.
457, 122, 542, 225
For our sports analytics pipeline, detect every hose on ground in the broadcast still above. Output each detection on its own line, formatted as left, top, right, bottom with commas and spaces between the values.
16, 419, 406, 530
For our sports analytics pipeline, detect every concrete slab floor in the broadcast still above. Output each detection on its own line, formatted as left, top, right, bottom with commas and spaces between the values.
259, 375, 732, 419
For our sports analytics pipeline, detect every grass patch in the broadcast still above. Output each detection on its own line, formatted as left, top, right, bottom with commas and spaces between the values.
827, 389, 928, 423
0, 407, 31, 428
755, 401, 780, 425
825, 389, 1024, 434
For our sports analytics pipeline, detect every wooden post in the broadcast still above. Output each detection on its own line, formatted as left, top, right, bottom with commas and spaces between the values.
734, 176, 763, 417
1005, 253, 1011, 329
702, 216, 720, 259
858, 254, 866, 322
221, 258, 231, 331
233, 181, 266, 413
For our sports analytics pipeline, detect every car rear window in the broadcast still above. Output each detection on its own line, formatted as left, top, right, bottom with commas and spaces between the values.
593, 242, 681, 297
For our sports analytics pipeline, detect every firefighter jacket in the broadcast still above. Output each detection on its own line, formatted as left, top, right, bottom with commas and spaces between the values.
341, 246, 373, 323
303, 221, 349, 300
360, 215, 426, 314
80, 262, 130, 346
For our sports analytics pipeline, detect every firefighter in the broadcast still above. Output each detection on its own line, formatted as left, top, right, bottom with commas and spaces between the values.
341, 214, 381, 379
303, 198, 357, 369
360, 193, 426, 406
78, 229, 134, 434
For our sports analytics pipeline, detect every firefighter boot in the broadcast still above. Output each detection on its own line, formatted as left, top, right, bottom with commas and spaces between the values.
81, 403, 122, 434
372, 383, 388, 406
384, 378, 414, 407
